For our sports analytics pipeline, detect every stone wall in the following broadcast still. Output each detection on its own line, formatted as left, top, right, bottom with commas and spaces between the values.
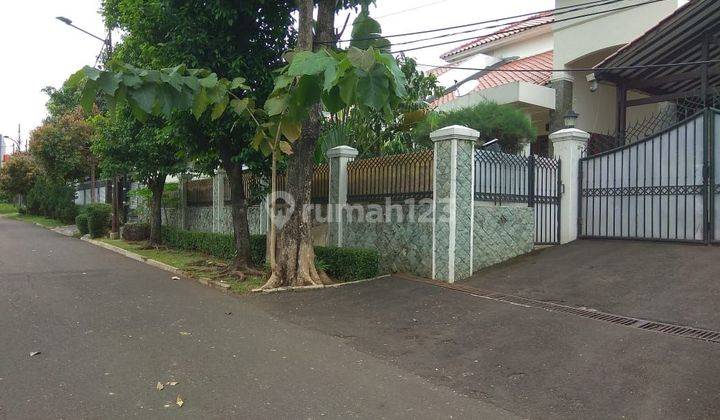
341, 203, 433, 278
164, 204, 267, 236
473, 203, 534, 271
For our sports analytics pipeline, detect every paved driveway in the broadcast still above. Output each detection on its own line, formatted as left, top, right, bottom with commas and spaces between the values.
464, 240, 720, 330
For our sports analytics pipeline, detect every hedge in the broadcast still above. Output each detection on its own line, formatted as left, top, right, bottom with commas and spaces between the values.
315, 246, 379, 281
122, 222, 150, 241
86, 203, 112, 238
75, 213, 89, 235
159, 227, 378, 281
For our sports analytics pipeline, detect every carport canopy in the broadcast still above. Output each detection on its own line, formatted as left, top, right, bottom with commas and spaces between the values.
591, 0, 720, 136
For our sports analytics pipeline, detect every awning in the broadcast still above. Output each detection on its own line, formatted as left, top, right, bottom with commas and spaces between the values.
593, 0, 720, 97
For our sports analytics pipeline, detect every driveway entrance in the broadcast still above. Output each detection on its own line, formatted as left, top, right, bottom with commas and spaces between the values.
463, 239, 720, 331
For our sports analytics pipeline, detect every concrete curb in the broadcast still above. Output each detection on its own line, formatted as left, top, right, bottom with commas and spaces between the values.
254, 274, 390, 294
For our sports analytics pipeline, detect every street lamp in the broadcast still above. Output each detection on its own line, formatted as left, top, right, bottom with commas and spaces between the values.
3, 135, 22, 153
563, 110, 579, 129
56, 16, 121, 236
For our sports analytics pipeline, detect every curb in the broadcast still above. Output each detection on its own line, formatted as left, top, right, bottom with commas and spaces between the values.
80, 237, 234, 295
254, 275, 390, 294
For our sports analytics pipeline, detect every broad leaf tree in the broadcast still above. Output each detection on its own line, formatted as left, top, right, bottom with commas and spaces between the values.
0, 152, 38, 202
102, 0, 296, 270
92, 110, 186, 245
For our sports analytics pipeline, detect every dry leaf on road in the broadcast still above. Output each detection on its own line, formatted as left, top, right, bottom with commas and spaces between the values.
176, 395, 184, 407
166, 381, 178, 386
156, 382, 164, 391
179, 331, 191, 336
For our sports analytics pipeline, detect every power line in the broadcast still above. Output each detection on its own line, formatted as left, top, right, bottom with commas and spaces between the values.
392, 0, 665, 54
374, 0, 450, 19
416, 59, 720, 73
330, 0, 621, 44
389, 0, 631, 49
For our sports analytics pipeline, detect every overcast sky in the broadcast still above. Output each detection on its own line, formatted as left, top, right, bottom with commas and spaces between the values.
0, 0, 554, 149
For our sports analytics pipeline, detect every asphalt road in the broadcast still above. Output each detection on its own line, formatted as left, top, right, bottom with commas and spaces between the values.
0, 217, 513, 419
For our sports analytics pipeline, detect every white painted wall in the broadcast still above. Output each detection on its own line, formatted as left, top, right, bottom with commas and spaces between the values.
483, 30, 553, 60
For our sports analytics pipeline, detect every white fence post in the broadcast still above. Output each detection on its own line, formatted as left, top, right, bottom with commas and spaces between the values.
549, 128, 590, 244
431, 125, 479, 283
327, 145, 358, 247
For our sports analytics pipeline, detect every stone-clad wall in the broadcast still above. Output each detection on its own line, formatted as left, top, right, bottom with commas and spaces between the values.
473, 204, 534, 271
341, 203, 433, 278
164, 205, 267, 236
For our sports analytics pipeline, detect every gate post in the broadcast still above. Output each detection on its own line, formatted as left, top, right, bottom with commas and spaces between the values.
549, 128, 590, 244
431, 125, 479, 283
178, 173, 190, 230
212, 168, 226, 233
327, 145, 358, 247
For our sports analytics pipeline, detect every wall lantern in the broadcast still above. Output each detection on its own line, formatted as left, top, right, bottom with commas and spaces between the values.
563, 110, 579, 129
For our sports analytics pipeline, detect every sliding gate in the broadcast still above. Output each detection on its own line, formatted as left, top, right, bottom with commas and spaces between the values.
579, 109, 720, 243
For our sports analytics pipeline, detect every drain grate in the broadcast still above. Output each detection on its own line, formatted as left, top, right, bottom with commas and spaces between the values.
396, 274, 720, 345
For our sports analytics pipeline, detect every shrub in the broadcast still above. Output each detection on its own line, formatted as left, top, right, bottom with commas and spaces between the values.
122, 222, 150, 241
315, 246, 379, 282
86, 203, 112, 238
25, 176, 77, 223
75, 213, 89, 235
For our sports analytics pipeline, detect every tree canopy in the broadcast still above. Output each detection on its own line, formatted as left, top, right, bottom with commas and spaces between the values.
0, 152, 37, 198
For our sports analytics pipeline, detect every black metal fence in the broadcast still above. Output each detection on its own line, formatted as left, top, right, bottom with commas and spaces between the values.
347, 149, 434, 202
186, 178, 213, 206
474, 149, 561, 245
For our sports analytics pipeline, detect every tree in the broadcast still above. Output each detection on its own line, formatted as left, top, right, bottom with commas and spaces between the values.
75, 1, 408, 287
411, 102, 537, 153
92, 110, 186, 245
316, 55, 444, 160
0, 152, 37, 201
102, 0, 296, 270
29, 108, 95, 184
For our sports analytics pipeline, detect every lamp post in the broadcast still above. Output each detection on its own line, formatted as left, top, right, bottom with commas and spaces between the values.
563, 110, 579, 129
56, 16, 122, 237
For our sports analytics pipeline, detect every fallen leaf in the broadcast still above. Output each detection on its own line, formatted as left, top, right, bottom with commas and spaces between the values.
179, 331, 191, 336
163, 404, 171, 408
225, 312, 232, 316
171, 276, 180, 281
166, 381, 178, 386
29, 351, 41, 357
156, 382, 164, 391
176, 395, 184, 407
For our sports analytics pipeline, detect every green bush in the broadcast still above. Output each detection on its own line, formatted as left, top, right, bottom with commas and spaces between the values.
122, 222, 150, 241
75, 213, 89, 235
25, 176, 78, 223
315, 246, 379, 282
86, 203, 112, 238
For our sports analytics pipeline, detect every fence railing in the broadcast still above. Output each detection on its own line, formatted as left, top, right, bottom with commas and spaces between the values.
473, 149, 561, 244
347, 149, 434, 202
186, 178, 213, 206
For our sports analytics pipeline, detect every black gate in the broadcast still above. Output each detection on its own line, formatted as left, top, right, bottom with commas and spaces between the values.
474, 149, 561, 245
579, 108, 720, 243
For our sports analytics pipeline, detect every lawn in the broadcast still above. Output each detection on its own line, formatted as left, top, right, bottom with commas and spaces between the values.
7, 213, 67, 228
100, 238, 266, 294
0, 203, 17, 214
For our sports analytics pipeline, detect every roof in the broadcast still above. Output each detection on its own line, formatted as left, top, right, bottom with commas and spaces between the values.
429, 50, 553, 108
594, 0, 720, 95
474, 50, 553, 91
440, 12, 554, 60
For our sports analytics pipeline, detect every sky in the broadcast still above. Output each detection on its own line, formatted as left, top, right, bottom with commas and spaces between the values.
0, 0, 554, 152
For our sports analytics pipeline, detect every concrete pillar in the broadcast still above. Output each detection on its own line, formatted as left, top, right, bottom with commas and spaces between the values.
431, 125, 479, 283
178, 174, 190, 230
550, 128, 590, 244
549, 73, 574, 134
326, 145, 358, 247
212, 168, 226, 233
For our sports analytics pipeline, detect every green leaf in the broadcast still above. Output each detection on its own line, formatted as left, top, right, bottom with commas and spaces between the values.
129, 84, 157, 115
192, 88, 210, 120
66, 69, 86, 89
338, 72, 358, 105
230, 77, 249, 90
230, 98, 250, 116
83, 66, 102, 81
264, 95, 289, 116
280, 120, 302, 142
251, 129, 266, 150
272, 75, 294, 94
210, 95, 229, 120
287, 51, 335, 76
122, 73, 142, 88
80, 79, 99, 112
356, 65, 389, 110
378, 53, 408, 98
347, 47, 375, 72
199, 73, 218, 88
321, 86, 345, 114
97, 72, 120, 95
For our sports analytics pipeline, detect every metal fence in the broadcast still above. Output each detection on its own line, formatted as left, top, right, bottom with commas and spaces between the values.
347, 149, 434, 202
274, 164, 329, 204
474, 149, 561, 245
186, 178, 213, 206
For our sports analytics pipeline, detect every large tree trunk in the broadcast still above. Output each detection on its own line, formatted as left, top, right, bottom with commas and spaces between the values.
263, 0, 335, 289
147, 175, 165, 246
225, 161, 253, 270
90, 164, 97, 203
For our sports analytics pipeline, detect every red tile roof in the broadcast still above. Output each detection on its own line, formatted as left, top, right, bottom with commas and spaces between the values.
473, 50, 553, 91
429, 50, 553, 108
441, 12, 554, 60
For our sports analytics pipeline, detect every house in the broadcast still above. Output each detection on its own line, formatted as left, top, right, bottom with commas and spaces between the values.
429, 0, 679, 155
